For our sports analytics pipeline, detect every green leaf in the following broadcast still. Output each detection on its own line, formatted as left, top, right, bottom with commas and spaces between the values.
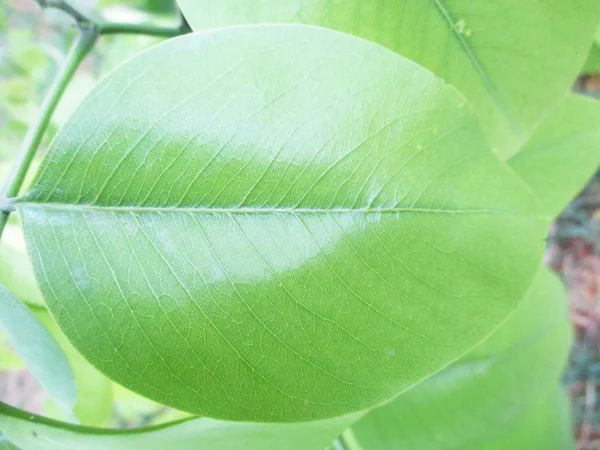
508, 94, 600, 218
347, 267, 573, 449
583, 25, 600, 74
0, 284, 76, 415
0, 402, 359, 450
19, 25, 545, 422
177, 0, 600, 159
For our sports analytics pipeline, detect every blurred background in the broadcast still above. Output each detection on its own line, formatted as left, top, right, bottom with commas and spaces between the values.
1, 0, 600, 448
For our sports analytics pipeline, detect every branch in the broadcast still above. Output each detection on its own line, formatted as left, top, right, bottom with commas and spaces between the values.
35, 0, 191, 38
35, 0, 92, 25
99, 21, 189, 38
0, 27, 98, 237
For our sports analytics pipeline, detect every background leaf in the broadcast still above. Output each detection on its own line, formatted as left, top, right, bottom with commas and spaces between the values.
0, 402, 359, 450
31, 308, 113, 428
346, 267, 573, 449
582, 25, 600, 74
0, 284, 76, 416
508, 94, 600, 219
177, 0, 600, 159
19, 25, 544, 422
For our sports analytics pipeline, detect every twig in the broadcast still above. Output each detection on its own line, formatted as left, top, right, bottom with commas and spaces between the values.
0, 1, 191, 240
34, 0, 191, 38
0, 27, 98, 237
35, 0, 92, 25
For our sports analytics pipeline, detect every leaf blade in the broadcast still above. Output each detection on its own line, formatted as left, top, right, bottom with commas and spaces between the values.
19, 25, 545, 422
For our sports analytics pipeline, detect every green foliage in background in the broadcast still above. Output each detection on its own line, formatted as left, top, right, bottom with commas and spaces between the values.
0, 0, 599, 449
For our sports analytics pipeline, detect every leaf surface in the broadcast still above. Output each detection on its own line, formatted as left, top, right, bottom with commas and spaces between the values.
0, 403, 358, 450
178, 0, 600, 159
508, 94, 600, 218
19, 25, 545, 422
347, 267, 573, 449
0, 284, 76, 415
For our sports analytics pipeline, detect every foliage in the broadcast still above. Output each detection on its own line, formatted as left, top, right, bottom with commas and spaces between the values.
178, 0, 600, 160
583, 25, 600, 75
0, 0, 599, 449
0, 284, 75, 416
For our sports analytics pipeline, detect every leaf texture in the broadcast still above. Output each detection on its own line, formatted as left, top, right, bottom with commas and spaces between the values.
19, 25, 545, 422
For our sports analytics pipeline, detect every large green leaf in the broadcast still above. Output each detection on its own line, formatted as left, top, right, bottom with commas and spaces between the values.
0, 402, 359, 450
346, 267, 573, 449
18, 25, 545, 422
508, 94, 600, 219
0, 284, 76, 415
177, 0, 600, 159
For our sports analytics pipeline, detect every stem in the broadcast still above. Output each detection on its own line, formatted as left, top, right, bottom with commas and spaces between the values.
99, 21, 188, 38
36, 0, 91, 24
36, 0, 192, 38
0, 27, 98, 236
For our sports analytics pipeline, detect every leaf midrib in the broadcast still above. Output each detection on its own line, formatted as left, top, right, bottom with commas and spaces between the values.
17, 202, 509, 215
431, 0, 522, 140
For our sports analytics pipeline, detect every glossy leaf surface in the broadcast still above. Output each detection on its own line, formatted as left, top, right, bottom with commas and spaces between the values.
0, 402, 358, 450
348, 268, 573, 449
178, 0, 600, 159
0, 283, 76, 415
508, 94, 600, 219
19, 25, 544, 422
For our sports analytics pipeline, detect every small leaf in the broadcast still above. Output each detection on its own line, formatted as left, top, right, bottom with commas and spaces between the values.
19, 25, 545, 422
347, 267, 573, 449
0, 284, 76, 415
177, 0, 600, 159
508, 94, 600, 218
0, 402, 359, 450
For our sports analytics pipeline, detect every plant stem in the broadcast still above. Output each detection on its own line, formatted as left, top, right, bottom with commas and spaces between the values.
99, 21, 188, 38
36, 0, 191, 38
0, 27, 98, 236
